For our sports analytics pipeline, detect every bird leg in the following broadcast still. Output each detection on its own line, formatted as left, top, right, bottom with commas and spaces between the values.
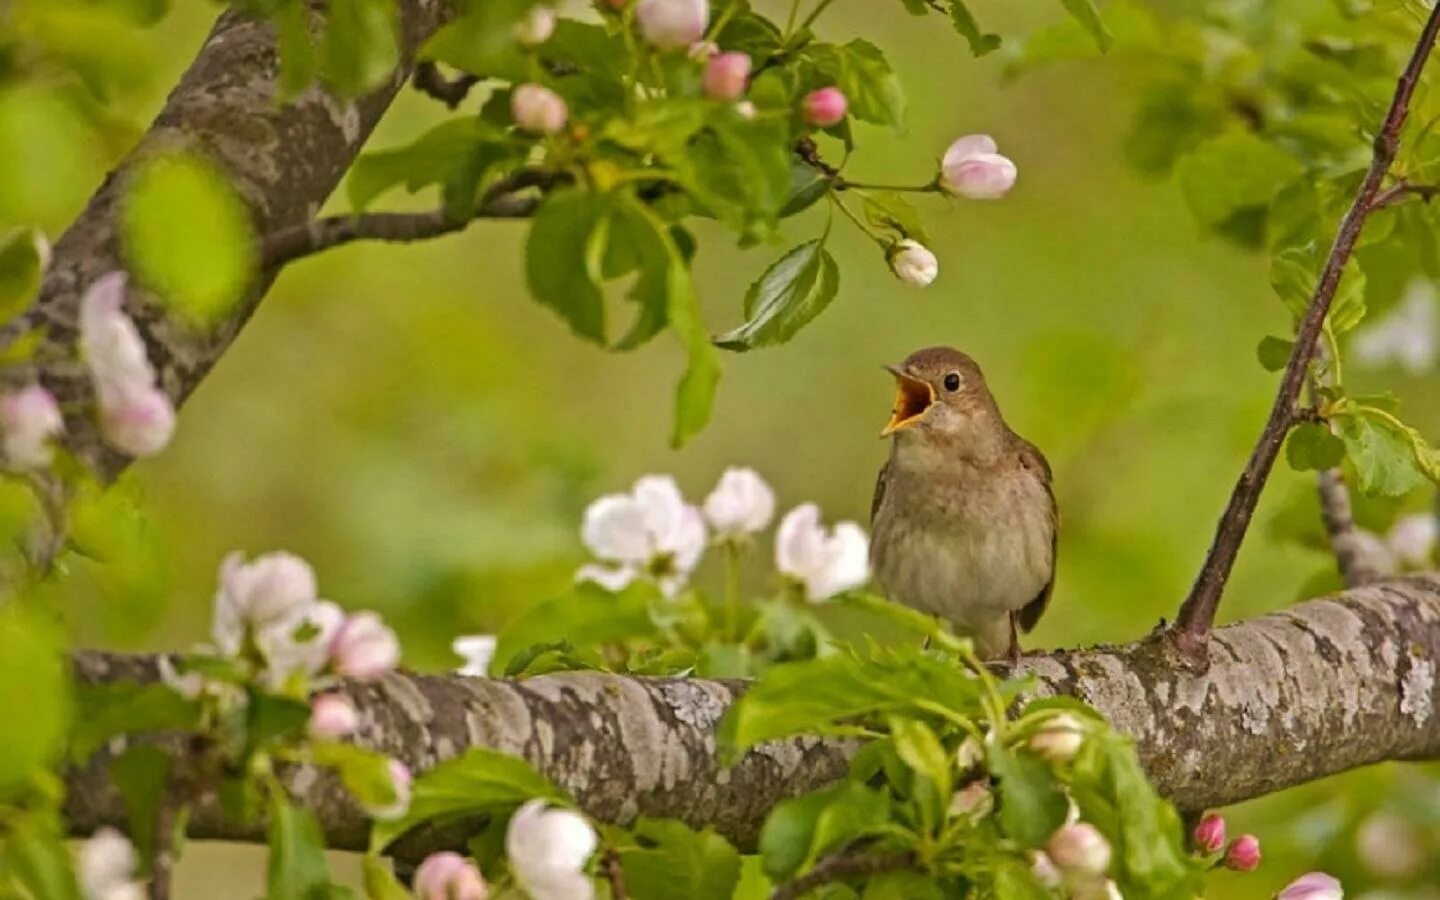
1007, 612, 1022, 663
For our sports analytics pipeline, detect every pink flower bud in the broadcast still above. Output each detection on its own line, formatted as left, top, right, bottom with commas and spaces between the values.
1, 385, 63, 470
97, 380, 175, 458
1225, 834, 1261, 871
511, 84, 568, 135
636, 0, 709, 49
887, 239, 938, 288
1276, 873, 1343, 900
329, 612, 400, 680
703, 52, 751, 101
415, 851, 488, 900
1047, 823, 1111, 876
940, 133, 1017, 200
514, 5, 556, 47
802, 87, 847, 127
1193, 813, 1226, 854
308, 693, 359, 739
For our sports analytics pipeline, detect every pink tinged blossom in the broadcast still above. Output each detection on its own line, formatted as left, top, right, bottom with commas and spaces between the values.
453, 634, 497, 677
514, 5, 556, 47
96, 380, 175, 458
703, 466, 775, 538
308, 693, 359, 739
0, 385, 62, 469
414, 852, 488, 900
775, 504, 870, 602
577, 475, 707, 598
1028, 712, 1085, 763
511, 84, 568, 134
329, 612, 401, 680
1047, 823, 1112, 876
802, 87, 847, 127
1276, 872, 1343, 900
1224, 834, 1261, 871
703, 52, 751, 101
506, 800, 598, 900
80, 272, 154, 390
635, 0, 709, 50
940, 133, 1018, 200
363, 759, 412, 821
1353, 279, 1437, 374
1192, 813, 1226, 855
888, 239, 938, 287
214, 551, 319, 636
258, 599, 346, 685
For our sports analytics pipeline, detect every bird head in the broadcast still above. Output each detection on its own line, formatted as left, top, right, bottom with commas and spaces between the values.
881, 346, 999, 444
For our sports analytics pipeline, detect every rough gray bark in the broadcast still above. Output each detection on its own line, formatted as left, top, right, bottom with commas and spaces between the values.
64, 575, 1440, 860
3, 1, 453, 476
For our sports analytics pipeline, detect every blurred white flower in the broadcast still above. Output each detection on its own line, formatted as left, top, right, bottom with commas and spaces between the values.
0, 385, 62, 469
775, 504, 870, 602
1047, 823, 1111, 875
1277, 872, 1343, 900
308, 693, 359, 739
1353, 280, 1437, 374
888, 240, 938, 287
97, 379, 175, 459
506, 800, 598, 900
636, 0, 709, 49
1356, 812, 1423, 879
1354, 529, 1398, 578
578, 475, 707, 597
415, 851, 488, 900
330, 612, 401, 680
702, 52, 751, 101
1029, 712, 1085, 763
79, 272, 176, 458
940, 134, 1018, 200
257, 599, 345, 685
454, 634, 498, 677
79, 828, 143, 900
513, 5, 555, 46
157, 655, 204, 700
703, 467, 775, 539
212, 551, 319, 652
511, 84, 568, 134
1387, 514, 1437, 570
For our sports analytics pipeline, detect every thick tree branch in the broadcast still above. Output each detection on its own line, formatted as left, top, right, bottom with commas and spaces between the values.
0, 1, 454, 478
1316, 468, 1381, 587
63, 576, 1440, 860
1174, 7, 1440, 655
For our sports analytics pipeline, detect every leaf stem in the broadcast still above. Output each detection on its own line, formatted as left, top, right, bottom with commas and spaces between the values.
798, 0, 839, 34
838, 180, 941, 194
723, 541, 742, 642
829, 193, 886, 246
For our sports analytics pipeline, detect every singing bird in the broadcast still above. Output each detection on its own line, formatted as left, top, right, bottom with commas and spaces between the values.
869, 347, 1057, 659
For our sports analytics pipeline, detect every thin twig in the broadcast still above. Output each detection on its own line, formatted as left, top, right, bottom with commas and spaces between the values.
259, 169, 568, 271
148, 782, 179, 900
1171, 4, 1440, 659
770, 851, 914, 900
601, 849, 628, 900
1372, 180, 1440, 209
411, 61, 481, 109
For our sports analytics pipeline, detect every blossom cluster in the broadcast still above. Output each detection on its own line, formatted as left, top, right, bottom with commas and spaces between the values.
410, 800, 598, 900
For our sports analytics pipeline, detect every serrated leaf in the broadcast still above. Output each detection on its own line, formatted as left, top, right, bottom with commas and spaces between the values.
1269, 244, 1367, 335
715, 240, 840, 351
1256, 335, 1294, 371
621, 819, 741, 900
1059, 0, 1113, 52
888, 717, 951, 801
1286, 421, 1345, 471
525, 190, 611, 343
988, 745, 1067, 848
759, 781, 889, 881
347, 119, 506, 212
1336, 410, 1429, 496
948, 1, 1001, 56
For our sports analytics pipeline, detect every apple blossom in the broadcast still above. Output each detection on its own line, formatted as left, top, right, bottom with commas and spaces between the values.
1047, 823, 1111, 875
1192, 812, 1226, 854
887, 239, 938, 287
80, 273, 153, 391
454, 634, 498, 677
415, 851, 488, 900
97, 379, 175, 458
1225, 834, 1261, 871
512, 84, 568, 134
1029, 712, 1085, 763
514, 5, 556, 47
1354, 280, 1436, 373
636, 0, 709, 50
1276, 872, 1343, 900
802, 87, 847, 127
257, 599, 346, 684
309, 693, 359, 739
212, 551, 319, 646
79, 828, 143, 900
703, 52, 751, 101
363, 759, 412, 820
775, 504, 869, 601
940, 134, 1018, 200
577, 474, 707, 597
703, 466, 775, 539
1, 385, 62, 469
330, 612, 401, 679
1355, 811, 1423, 878
1387, 513, 1436, 569
506, 800, 598, 900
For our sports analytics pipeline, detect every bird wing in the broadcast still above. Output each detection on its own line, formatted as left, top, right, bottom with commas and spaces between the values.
1015, 439, 1058, 634
871, 460, 890, 524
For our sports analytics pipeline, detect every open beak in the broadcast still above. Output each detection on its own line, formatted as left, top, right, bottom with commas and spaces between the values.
881, 365, 936, 437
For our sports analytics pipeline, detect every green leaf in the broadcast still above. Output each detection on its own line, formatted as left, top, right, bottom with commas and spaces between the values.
120, 151, 256, 326
247, 692, 312, 750
361, 855, 411, 900
888, 717, 952, 801
348, 119, 506, 212
1269, 245, 1367, 334
987, 745, 1067, 848
862, 870, 945, 900
110, 745, 172, 873
715, 240, 840, 351
759, 781, 890, 881
988, 857, 1052, 899
947, 1, 1001, 56
268, 794, 333, 900
2, 808, 81, 900
0, 609, 70, 796
311, 743, 401, 812
1175, 133, 1303, 230
274, 2, 318, 100
806, 39, 906, 130
421, 0, 535, 83
493, 581, 662, 675
620, 819, 742, 900
862, 192, 929, 244
370, 748, 569, 851
0, 228, 45, 321
319, 0, 399, 96
525, 190, 612, 343
1336, 409, 1436, 496
71, 681, 201, 764
1059, 0, 1113, 52
1256, 335, 1294, 372
1286, 421, 1345, 472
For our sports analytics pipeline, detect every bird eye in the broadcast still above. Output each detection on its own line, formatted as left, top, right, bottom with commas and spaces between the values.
943, 372, 962, 392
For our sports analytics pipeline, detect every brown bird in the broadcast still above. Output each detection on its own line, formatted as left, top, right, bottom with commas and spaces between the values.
869, 347, 1057, 660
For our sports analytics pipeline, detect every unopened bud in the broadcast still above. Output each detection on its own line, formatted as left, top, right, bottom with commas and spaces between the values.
703, 52, 751, 102
940, 133, 1017, 200
514, 5, 556, 46
947, 781, 993, 821
308, 693, 359, 739
636, 0, 709, 49
329, 612, 400, 680
1047, 823, 1111, 876
511, 83, 568, 134
1029, 712, 1085, 763
887, 239, 938, 288
802, 87, 847, 127
1224, 834, 1261, 872
1193, 813, 1226, 855
1276, 873, 1342, 900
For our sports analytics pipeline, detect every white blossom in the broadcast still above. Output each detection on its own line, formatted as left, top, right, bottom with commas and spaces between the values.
1387, 513, 1436, 569
775, 504, 870, 602
1047, 823, 1111, 875
1028, 712, 1085, 763
415, 851, 488, 900
96, 380, 174, 459
454, 634, 498, 677
212, 551, 319, 652
79, 828, 143, 900
513, 5, 556, 46
703, 467, 775, 539
636, 0, 709, 49
0, 385, 63, 469
330, 612, 400, 680
308, 693, 359, 739
511, 84, 568, 134
577, 475, 707, 597
257, 599, 345, 685
888, 240, 938, 287
1276, 872, 1343, 900
506, 800, 598, 900
80, 273, 153, 392
940, 133, 1018, 200
1353, 280, 1437, 374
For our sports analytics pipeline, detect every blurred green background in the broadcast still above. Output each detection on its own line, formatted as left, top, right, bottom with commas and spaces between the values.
4, 0, 1438, 896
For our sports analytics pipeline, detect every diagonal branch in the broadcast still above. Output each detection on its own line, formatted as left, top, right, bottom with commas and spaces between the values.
63, 576, 1440, 860
1173, 5, 1440, 656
